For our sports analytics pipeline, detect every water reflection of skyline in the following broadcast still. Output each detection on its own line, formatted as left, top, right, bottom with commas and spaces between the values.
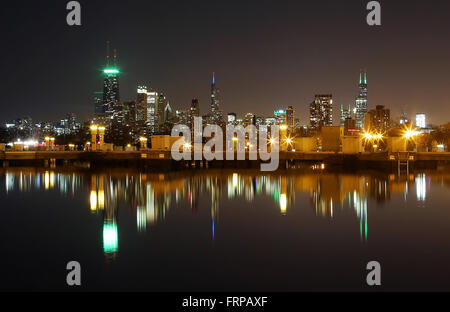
2, 168, 446, 258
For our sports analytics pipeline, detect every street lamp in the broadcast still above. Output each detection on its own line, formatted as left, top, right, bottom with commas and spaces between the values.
98, 126, 106, 150
404, 129, 419, 139
139, 137, 148, 150
90, 125, 98, 151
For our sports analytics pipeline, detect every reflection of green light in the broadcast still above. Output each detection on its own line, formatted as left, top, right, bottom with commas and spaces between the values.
103, 222, 118, 254
274, 190, 280, 202
360, 220, 363, 242
103, 68, 119, 74
365, 218, 368, 242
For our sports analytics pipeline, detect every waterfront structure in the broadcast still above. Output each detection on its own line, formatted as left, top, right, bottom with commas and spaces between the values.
344, 118, 358, 136
355, 70, 368, 129
310, 94, 333, 130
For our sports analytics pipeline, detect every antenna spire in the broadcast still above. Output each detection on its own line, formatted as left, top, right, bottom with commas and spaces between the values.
113, 48, 118, 67
106, 41, 111, 67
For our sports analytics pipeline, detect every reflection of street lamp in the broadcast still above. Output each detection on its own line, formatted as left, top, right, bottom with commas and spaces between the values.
45, 137, 50, 151
280, 193, 287, 215
49, 137, 55, 151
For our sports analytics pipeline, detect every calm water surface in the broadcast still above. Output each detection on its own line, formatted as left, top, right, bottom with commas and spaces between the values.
1, 167, 450, 291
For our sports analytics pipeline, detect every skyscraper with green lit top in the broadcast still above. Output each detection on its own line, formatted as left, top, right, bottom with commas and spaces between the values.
102, 44, 120, 116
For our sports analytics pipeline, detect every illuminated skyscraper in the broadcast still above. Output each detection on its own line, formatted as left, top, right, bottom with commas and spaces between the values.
210, 73, 224, 126
157, 92, 167, 127
136, 86, 148, 134
136, 86, 148, 123
164, 102, 173, 123
310, 94, 333, 130
286, 106, 295, 131
189, 98, 200, 129
147, 89, 158, 133
102, 43, 120, 117
355, 70, 368, 129
94, 91, 104, 115
340, 104, 352, 127
274, 109, 286, 125
415, 113, 426, 128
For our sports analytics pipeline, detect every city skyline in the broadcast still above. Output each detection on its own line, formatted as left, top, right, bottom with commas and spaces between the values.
2, 0, 450, 125
3, 0, 450, 296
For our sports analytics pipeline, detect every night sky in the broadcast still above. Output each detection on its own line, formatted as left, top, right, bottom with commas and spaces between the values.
2, 0, 450, 125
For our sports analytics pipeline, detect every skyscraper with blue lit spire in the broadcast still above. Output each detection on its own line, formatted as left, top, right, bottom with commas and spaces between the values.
210, 72, 224, 126
355, 70, 368, 129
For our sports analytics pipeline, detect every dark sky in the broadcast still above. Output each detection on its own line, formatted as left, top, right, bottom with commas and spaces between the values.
2, 0, 450, 125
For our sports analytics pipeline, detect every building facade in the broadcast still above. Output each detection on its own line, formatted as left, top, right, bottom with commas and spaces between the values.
310, 94, 333, 130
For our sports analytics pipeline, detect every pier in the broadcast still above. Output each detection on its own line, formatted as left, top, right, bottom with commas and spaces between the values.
1, 150, 450, 171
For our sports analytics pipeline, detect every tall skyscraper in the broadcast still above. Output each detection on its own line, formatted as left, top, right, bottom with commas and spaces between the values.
102, 43, 120, 117
189, 98, 200, 127
210, 73, 224, 126
340, 104, 352, 127
147, 89, 158, 132
164, 102, 173, 123
136, 86, 148, 134
310, 94, 333, 130
355, 70, 368, 129
286, 106, 295, 131
157, 92, 167, 127
190, 98, 200, 118
175, 110, 189, 125
94, 91, 104, 115
136, 86, 148, 122
399, 111, 410, 125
